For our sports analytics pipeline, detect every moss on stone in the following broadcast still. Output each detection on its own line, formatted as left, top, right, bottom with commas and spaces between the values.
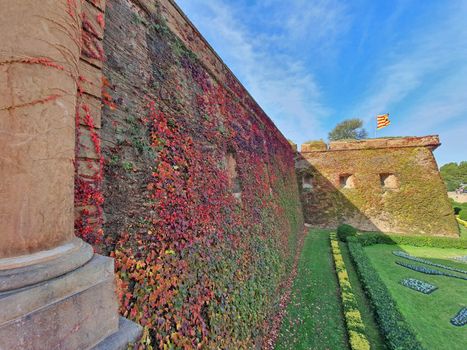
297, 145, 459, 236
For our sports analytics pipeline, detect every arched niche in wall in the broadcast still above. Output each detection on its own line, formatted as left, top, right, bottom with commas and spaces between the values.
380, 173, 399, 190
339, 174, 356, 189
225, 150, 242, 199
302, 173, 314, 190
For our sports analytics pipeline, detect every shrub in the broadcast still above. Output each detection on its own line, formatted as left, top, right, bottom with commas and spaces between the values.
459, 209, 467, 221
337, 224, 357, 242
330, 233, 370, 350
457, 217, 467, 228
348, 241, 425, 350
357, 233, 467, 249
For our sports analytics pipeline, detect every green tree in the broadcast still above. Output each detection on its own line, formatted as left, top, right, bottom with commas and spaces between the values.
440, 162, 467, 191
328, 118, 368, 141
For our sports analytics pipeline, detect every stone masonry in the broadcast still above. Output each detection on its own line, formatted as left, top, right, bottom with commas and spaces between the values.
296, 136, 459, 236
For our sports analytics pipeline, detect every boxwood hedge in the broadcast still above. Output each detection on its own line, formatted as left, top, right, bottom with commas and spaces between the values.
330, 233, 370, 350
337, 224, 358, 242
356, 232, 467, 249
347, 240, 425, 350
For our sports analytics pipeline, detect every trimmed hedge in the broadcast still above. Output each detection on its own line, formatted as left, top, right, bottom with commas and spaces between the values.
337, 224, 358, 242
457, 216, 467, 228
459, 209, 467, 221
347, 241, 425, 350
356, 232, 467, 249
330, 233, 370, 350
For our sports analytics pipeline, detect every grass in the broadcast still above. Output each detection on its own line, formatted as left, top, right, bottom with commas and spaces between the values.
459, 223, 467, 240
365, 244, 467, 350
275, 228, 348, 350
340, 243, 387, 350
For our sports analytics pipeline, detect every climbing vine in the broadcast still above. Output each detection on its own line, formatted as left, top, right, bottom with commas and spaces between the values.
90, 4, 304, 349
74, 0, 106, 245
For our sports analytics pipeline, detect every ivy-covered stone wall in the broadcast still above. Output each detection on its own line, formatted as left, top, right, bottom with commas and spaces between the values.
95, 0, 304, 348
296, 136, 459, 237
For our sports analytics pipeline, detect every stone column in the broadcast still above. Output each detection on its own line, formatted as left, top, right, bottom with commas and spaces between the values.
0, 1, 141, 348
0, 0, 93, 290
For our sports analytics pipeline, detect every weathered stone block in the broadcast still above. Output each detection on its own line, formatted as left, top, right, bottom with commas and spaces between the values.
88, 0, 107, 12
79, 59, 102, 98
0, 255, 121, 349
77, 158, 101, 177
77, 127, 101, 159
75, 204, 98, 218
92, 317, 142, 350
77, 93, 102, 129
84, 1, 105, 40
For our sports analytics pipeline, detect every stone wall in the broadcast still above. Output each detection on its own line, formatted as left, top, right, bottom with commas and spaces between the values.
91, 0, 304, 347
74, 0, 106, 245
296, 136, 459, 236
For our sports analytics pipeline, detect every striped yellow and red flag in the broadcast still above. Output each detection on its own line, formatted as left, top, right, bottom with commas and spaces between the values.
376, 113, 391, 130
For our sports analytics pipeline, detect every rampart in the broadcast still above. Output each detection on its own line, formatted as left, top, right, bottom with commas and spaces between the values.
93, 0, 304, 347
0, 0, 303, 348
296, 136, 459, 236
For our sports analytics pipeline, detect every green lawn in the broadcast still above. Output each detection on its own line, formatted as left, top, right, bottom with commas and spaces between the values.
365, 244, 467, 350
459, 223, 467, 240
275, 229, 348, 350
340, 243, 387, 350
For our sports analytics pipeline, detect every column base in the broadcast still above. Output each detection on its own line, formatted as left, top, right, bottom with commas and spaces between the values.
0, 254, 141, 349
92, 317, 143, 350
0, 238, 94, 292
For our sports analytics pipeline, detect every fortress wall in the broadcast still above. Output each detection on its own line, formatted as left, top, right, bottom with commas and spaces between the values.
93, 0, 304, 347
296, 136, 459, 236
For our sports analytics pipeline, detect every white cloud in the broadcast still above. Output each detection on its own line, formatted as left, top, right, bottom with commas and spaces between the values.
353, 1, 467, 125
176, 0, 467, 163
176, 0, 350, 143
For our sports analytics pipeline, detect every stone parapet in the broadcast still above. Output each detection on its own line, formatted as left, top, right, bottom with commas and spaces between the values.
329, 135, 440, 151
301, 136, 441, 153
301, 140, 327, 152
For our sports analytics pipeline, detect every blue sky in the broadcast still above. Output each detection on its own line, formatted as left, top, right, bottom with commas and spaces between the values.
176, 0, 467, 166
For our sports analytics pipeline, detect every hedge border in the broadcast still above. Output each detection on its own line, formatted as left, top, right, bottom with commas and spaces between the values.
356, 232, 467, 249
347, 239, 425, 350
337, 224, 357, 242
457, 217, 467, 228
330, 233, 370, 350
